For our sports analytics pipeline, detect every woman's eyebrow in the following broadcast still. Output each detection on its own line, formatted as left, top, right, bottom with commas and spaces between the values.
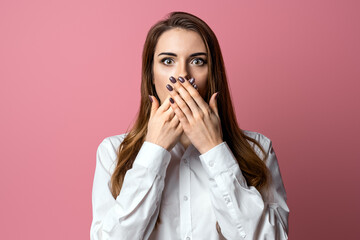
157, 52, 207, 57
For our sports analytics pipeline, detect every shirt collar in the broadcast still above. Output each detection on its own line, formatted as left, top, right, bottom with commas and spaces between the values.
174, 141, 198, 159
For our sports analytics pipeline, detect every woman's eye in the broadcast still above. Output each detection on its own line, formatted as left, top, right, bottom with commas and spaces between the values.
161, 58, 174, 65
191, 58, 206, 66
161, 57, 207, 66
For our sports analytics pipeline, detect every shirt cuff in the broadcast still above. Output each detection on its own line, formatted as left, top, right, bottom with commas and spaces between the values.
199, 142, 239, 179
133, 141, 171, 178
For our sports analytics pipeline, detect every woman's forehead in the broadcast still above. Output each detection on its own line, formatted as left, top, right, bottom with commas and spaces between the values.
155, 28, 207, 55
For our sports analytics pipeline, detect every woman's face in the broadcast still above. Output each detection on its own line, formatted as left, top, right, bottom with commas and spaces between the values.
152, 28, 209, 105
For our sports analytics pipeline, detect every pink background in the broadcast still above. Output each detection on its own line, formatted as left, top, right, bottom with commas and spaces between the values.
1, 0, 359, 239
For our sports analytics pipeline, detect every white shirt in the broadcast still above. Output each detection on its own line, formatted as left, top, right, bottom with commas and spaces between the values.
90, 130, 289, 240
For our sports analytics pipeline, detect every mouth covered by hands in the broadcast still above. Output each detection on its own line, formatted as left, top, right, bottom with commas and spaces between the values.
166, 76, 223, 154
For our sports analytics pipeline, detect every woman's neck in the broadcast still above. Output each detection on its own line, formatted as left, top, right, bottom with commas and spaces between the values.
179, 133, 191, 150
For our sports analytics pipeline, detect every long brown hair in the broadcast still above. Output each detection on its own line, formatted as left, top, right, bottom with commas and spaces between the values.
110, 10, 271, 222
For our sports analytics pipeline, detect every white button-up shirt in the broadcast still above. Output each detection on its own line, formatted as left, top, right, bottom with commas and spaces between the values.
90, 130, 289, 240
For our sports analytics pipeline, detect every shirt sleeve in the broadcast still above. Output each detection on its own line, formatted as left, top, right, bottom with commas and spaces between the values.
198, 137, 289, 240
90, 138, 171, 240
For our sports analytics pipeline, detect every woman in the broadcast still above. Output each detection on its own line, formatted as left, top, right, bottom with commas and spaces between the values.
91, 11, 289, 240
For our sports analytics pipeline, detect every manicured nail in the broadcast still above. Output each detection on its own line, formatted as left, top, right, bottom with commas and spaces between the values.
169, 76, 176, 83
166, 84, 173, 91
169, 97, 174, 104
148, 95, 153, 103
193, 84, 198, 90
215, 92, 219, 99
178, 76, 185, 83
189, 78, 195, 85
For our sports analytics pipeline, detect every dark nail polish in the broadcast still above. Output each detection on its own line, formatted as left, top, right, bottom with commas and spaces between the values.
166, 84, 173, 91
215, 92, 219, 99
148, 95, 153, 103
169, 76, 176, 83
178, 76, 185, 83
189, 78, 195, 84
169, 97, 174, 104
193, 84, 198, 89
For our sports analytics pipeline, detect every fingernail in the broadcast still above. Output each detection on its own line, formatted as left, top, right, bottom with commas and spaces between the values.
148, 95, 153, 103
215, 92, 219, 99
189, 78, 195, 84
169, 97, 174, 104
178, 76, 185, 83
193, 84, 198, 90
169, 76, 176, 83
166, 84, 173, 91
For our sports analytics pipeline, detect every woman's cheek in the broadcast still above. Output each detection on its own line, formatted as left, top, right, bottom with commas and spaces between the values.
195, 71, 208, 86
195, 70, 208, 97
154, 65, 170, 83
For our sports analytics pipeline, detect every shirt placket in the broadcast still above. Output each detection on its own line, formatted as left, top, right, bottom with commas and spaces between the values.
179, 154, 192, 240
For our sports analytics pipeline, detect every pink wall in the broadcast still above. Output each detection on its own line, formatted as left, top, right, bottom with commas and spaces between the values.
1, 0, 359, 239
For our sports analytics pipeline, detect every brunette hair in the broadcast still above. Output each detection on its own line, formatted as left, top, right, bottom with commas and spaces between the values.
110, 11, 271, 228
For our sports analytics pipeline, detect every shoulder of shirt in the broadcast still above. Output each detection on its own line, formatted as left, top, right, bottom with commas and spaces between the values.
99, 132, 129, 149
96, 132, 130, 173
242, 129, 272, 159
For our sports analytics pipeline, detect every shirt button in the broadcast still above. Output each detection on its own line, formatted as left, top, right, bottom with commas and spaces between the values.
208, 160, 214, 167
183, 195, 188, 201
224, 197, 230, 204
184, 158, 188, 164
186, 237, 190, 240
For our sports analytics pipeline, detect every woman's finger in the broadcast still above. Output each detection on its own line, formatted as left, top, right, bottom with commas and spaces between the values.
175, 76, 202, 117
178, 77, 212, 115
169, 113, 180, 128
169, 97, 189, 127
157, 95, 172, 113
166, 81, 195, 122
167, 76, 200, 119
164, 102, 176, 120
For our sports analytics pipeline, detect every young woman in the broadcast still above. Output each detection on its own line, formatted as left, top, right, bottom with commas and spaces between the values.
90, 11, 289, 240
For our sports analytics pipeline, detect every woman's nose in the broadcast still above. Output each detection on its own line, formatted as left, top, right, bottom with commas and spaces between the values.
176, 62, 191, 80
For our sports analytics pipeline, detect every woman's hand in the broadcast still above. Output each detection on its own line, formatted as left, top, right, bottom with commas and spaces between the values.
166, 76, 223, 154
145, 94, 184, 152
